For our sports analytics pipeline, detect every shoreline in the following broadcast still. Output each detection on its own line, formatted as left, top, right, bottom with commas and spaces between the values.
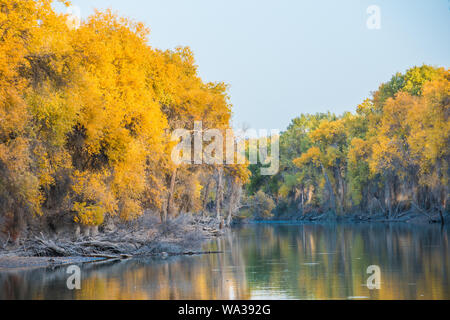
2, 211, 447, 272
0, 215, 224, 272
238, 209, 448, 226
0, 250, 224, 272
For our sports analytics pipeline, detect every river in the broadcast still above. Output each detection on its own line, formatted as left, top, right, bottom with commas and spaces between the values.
1, 222, 449, 300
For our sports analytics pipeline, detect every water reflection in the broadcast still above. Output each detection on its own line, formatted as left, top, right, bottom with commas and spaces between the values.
1, 223, 449, 300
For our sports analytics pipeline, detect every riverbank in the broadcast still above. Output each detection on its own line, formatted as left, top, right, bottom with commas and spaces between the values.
2, 221, 448, 300
2, 210, 447, 271
237, 209, 449, 225
0, 215, 224, 271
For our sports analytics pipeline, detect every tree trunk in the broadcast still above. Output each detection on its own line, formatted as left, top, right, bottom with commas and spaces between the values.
202, 178, 212, 217
385, 178, 392, 219
439, 208, 445, 225
321, 165, 336, 214
336, 168, 346, 215
412, 180, 419, 209
300, 189, 305, 216
226, 180, 240, 226
164, 167, 177, 223
216, 167, 224, 219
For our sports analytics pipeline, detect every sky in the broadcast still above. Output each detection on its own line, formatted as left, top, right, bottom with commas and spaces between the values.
60, 0, 450, 131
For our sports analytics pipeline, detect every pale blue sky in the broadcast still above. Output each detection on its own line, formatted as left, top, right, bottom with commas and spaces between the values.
61, 0, 450, 131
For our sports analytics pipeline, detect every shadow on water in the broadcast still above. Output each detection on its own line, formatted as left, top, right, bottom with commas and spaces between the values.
1, 223, 449, 300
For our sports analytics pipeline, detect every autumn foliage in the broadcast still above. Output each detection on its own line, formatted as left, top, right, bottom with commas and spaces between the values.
0, 0, 248, 238
248, 65, 449, 219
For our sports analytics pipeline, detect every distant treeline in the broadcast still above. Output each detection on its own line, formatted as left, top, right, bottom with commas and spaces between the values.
0, 0, 248, 241
244, 65, 449, 220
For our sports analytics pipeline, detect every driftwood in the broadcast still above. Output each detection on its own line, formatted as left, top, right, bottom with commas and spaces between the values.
16, 215, 225, 259
86, 254, 122, 260
19, 232, 136, 260
25, 237, 136, 260
1, 232, 10, 250
411, 203, 433, 221
181, 251, 223, 256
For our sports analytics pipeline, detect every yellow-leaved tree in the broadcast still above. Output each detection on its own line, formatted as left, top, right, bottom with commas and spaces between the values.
0, 0, 242, 239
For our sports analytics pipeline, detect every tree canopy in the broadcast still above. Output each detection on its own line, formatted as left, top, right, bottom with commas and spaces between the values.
0, 0, 249, 239
246, 65, 449, 220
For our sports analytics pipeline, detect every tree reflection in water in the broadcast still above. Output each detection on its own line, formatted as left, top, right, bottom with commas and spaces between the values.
0, 223, 449, 300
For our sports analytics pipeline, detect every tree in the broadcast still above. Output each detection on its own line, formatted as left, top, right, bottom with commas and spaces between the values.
245, 65, 449, 221
0, 0, 240, 237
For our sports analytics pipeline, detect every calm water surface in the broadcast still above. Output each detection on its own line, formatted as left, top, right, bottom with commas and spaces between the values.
1, 223, 449, 300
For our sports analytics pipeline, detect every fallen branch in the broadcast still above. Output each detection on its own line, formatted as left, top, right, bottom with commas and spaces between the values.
411, 202, 433, 221
1, 232, 10, 250
181, 250, 223, 256
85, 254, 123, 260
